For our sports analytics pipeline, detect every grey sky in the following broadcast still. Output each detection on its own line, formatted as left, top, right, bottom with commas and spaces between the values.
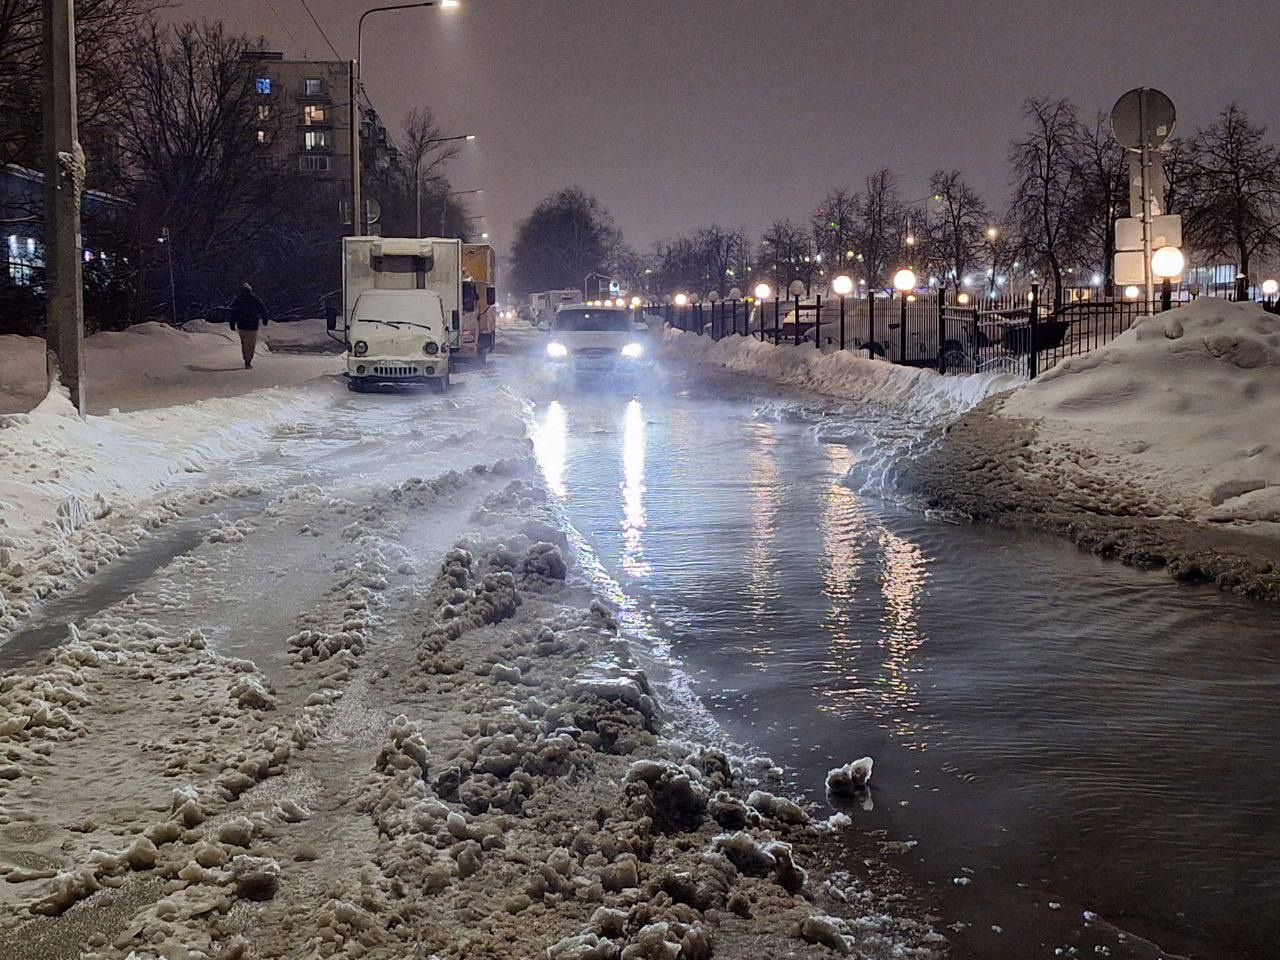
179, 0, 1280, 255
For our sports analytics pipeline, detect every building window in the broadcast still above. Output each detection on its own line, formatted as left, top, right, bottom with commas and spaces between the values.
304, 130, 330, 151
255, 77, 271, 94
7, 233, 42, 285
257, 105, 272, 120
303, 78, 324, 96
256, 129, 272, 145
303, 105, 327, 125
299, 155, 330, 173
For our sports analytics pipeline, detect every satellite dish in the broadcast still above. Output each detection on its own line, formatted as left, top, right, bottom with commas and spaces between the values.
1110, 88, 1176, 152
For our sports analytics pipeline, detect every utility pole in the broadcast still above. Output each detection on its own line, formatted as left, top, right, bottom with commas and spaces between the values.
349, 58, 362, 235
42, 0, 86, 413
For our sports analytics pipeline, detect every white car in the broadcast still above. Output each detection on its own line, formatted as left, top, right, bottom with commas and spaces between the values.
543, 305, 653, 380
347, 289, 451, 392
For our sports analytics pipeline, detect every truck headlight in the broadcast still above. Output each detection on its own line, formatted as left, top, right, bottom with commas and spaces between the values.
621, 342, 644, 359
424, 342, 439, 355
546, 341, 568, 359
353, 340, 368, 357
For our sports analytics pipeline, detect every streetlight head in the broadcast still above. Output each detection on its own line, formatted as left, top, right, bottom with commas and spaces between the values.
753, 282, 772, 300
673, 293, 689, 307
480, 232, 489, 239
1263, 279, 1279, 296
892, 268, 917, 293
831, 274, 854, 296
440, 0, 460, 8
986, 226, 998, 240
1124, 285, 1140, 300
630, 296, 642, 307
957, 292, 971, 305
1151, 245, 1185, 280
465, 134, 477, 140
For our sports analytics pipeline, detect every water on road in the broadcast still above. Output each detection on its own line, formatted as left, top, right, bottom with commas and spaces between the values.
526, 372, 1280, 960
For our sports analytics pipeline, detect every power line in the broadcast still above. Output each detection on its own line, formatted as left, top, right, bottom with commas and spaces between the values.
262, 0, 305, 54
295, 0, 343, 61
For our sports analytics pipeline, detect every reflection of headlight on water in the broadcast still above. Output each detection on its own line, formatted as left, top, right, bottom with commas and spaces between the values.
546, 341, 568, 358
621, 342, 644, 359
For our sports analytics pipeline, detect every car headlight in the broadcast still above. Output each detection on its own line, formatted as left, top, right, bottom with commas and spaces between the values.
353, 340, 368, 357
621, 342, 644, 359
546, 341, 568, 359
424, 342, 439, 355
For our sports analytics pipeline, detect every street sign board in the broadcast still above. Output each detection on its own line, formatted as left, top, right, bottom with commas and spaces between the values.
1116, 215, 1182, 252
1114, 251, 1148, 286
1110, 88, 1176, 151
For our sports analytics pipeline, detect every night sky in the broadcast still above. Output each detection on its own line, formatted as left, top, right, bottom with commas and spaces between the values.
178, 0, 1279, 255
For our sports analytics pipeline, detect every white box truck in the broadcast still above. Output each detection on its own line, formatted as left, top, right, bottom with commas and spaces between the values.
335, 236, 461, 392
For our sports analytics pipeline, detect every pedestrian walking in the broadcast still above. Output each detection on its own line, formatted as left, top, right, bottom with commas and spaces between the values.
228, 282, 267, 369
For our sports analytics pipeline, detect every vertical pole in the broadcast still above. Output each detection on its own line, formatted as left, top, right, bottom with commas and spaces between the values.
792, 293, 800, 346
937, 290, 946, 373
867, 295, 876, 359
165, 230, 177, 324
1138, 88, 1154, 305
773, 297, 779, 344
414, 170, 421, 237
1028, 281, 1041, 379
349, 59, 362, 234
814, 294, 822, 348
839, 295, 846, 351
43, 0, 85, 414
898, 292, 907, 364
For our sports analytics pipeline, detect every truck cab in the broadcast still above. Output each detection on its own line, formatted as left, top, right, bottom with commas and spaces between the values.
346, 289, 451, 391
459, 243, 498, 362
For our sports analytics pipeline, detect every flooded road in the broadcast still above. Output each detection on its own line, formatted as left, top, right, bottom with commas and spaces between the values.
528, 379, 1280, 959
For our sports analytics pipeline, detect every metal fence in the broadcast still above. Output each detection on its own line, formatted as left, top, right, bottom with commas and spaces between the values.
649, 286, 1198, 379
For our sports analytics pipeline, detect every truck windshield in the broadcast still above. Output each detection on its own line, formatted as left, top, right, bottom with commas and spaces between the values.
553, 309, 631, 332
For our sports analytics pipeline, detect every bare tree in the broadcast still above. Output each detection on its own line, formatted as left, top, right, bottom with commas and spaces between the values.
692, 224, 748, 296
1008, 97, 1082, 310
510, 187, 620, 294
849, 168, 903, 293
1182, 104, 1280, 299
921, 170, 988, 294
759, 219, 815, 292
1069, 112, 1129, 295
811, 188, 858, 281
400, 107, 459, 237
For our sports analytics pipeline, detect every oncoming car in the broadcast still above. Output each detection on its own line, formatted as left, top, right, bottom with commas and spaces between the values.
543, 305, 653, 381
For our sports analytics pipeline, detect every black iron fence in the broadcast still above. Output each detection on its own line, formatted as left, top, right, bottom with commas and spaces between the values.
649, 286, 1192, 379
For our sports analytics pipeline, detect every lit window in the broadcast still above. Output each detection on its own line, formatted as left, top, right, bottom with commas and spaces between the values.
303, 78, 324, 96
257, 105, 271, 120
256, 129, 271, 145
255, 77, 271, 94
304, 130, 329, 150
303, 105, 326, 124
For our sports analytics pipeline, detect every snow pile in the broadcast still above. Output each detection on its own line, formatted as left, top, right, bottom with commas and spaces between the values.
999, 299, 1280, 525
663, 328, 1018, 419
0, 321, 339, 414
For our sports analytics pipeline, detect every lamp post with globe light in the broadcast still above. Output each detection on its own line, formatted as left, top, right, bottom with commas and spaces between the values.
831, 274, 853, 350
893, 268, 917, 362
1261, 278, 1278, 311
1151, 246, 1184, 312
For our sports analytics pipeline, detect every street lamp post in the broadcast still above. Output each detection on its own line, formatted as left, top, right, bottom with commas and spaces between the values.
352, 2, 438, 235
442, 188, 482, 235
414, 133, 475, 236
1151, 246, 1184, 312
831, 274, 853, 351
893, 268, 917, 363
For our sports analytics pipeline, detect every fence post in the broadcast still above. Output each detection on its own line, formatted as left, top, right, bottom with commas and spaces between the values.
1028, 282, 1040, 379
814, 294, 822, 348
793, 293, 801, 346
839, 295, 846, 351
867, 296, 876, 359
773, 297, 780, 344
898, 293, 907, 365
937, 291, 946, 373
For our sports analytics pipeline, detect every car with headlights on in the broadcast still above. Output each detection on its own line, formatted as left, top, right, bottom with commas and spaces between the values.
543, 305, 653, 381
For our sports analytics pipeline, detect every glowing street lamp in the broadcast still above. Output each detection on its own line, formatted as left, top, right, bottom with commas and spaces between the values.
831, 274, 854, 296
1124, 284, 1141, 300
957, 291, 971, 306
1261, 278, 1278, 307
1151, 245, 1184, 312
630, 295, 642, 308
753, 282, 772, 301
892, 268, 917, 362
673, 292, 689, 307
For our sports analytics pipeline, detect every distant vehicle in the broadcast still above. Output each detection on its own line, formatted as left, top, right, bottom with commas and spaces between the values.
460, 243, 498, 362
541, 304, 653, 382
530, 289, 583, 327
335, 236, 459, 392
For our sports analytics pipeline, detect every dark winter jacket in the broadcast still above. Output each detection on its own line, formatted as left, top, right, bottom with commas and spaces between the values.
229, 290, 268, 331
